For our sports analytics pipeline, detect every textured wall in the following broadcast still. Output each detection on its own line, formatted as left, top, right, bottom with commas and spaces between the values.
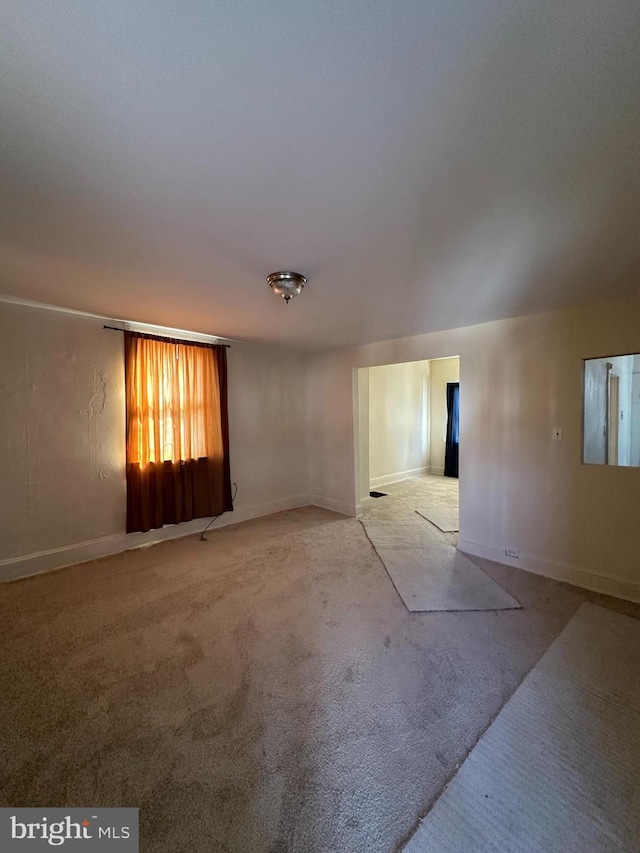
0, 302, 311, 565
0, 303, 126, 560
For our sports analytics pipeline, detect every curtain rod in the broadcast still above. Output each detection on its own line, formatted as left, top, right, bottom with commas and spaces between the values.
103, 325, 231, 347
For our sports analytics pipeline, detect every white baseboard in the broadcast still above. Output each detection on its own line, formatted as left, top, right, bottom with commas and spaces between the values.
312, 494, 357, 517
458, 539, 640, 604
429, 466, 444, 476
369, 466, 429, 490
0, 494, 312, 583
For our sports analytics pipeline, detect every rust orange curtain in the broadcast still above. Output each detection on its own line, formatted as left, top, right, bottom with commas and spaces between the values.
124, 331, 232, 533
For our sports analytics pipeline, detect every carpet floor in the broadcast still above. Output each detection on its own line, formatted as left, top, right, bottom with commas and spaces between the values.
364, 475, 459, 528
405, 603, 640, 852
1, 495, 640, 852
414, 507, 459, 533
361, 520, 519, 612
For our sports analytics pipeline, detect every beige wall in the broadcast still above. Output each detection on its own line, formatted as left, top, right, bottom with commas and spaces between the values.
356, 368, 370, 504
4, 296, 640, 601
429, 357, 460, 475
0, 301, 311, 577
368, 361, 430, 488
309, 297, 640, 601
0, 303, 126, 562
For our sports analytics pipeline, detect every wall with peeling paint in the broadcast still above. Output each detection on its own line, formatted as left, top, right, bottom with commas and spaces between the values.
0, 302, 126, 561
0, 301, 311, 571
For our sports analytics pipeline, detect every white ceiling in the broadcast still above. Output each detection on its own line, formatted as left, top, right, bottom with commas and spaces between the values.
1, 1, 639, 351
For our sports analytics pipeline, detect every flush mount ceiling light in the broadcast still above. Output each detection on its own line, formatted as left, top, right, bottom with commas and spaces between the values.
267, 271, 306, 304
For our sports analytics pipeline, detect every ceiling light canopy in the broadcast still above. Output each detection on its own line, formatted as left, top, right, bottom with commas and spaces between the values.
267, 271, 306, 304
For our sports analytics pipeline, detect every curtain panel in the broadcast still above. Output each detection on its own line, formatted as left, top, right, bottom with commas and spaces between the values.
444, 381, 460, 479
124, 331, 232, 533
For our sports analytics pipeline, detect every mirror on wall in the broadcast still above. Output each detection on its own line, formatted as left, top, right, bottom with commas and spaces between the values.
583, 354, 640, 466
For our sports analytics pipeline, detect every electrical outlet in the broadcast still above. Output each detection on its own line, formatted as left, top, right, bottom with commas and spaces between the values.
313, 487, 321, 494
505, 547, 519, 558
553, 427, 563, 441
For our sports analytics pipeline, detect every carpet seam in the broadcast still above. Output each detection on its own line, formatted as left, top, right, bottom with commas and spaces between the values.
394, 600, 583, 852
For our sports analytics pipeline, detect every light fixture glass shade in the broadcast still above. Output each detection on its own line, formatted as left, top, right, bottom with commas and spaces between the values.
267, 271, 306, 303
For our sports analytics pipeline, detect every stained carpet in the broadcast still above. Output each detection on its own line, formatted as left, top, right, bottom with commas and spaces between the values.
1, 507, 639, 852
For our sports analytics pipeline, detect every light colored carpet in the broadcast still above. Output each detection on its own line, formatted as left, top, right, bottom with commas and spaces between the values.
415, 507, 459, 532
361, 520, 519, 612
2, 507, 639, 852
364, 475, 459, 528
404, 603, 640, 852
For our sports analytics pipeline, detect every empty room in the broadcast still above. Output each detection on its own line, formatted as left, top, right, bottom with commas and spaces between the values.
1, 2, 639, 852
360, 358, 461, 536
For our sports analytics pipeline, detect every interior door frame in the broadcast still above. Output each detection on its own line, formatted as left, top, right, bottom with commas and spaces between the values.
352, 355, 462, 515
607, 366, 620, 466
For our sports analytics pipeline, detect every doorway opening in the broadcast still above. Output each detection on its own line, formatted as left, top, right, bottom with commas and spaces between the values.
354, 356, 460, 532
